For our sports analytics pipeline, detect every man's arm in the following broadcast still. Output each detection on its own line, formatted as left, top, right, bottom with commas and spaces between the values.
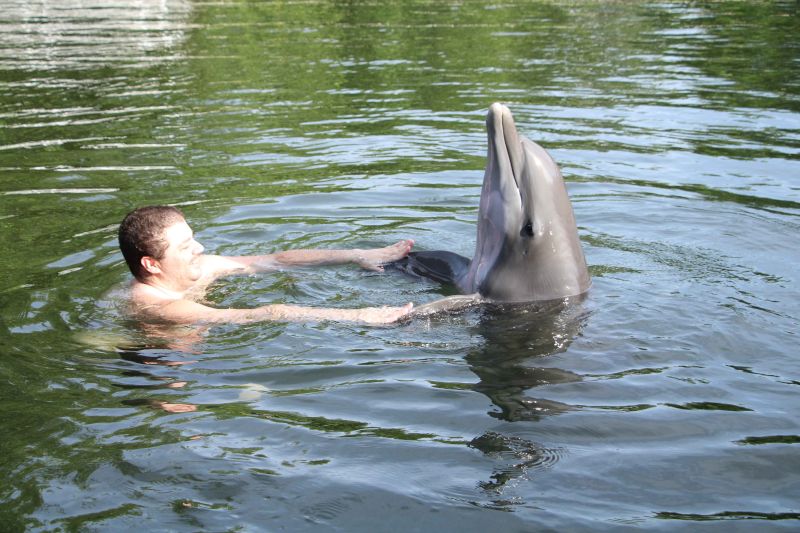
143, 298, 414, 326
200, 239, 415, 280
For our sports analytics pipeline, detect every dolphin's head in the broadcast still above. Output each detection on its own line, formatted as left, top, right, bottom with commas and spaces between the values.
463, 103, 590, 301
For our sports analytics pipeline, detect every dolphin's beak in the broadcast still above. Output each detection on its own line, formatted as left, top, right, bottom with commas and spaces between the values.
467, 103, 527, 293
486, 103, 525, 208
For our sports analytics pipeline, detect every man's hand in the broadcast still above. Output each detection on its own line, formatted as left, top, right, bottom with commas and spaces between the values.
355, 239, 414, 272
356, 302, 414, 324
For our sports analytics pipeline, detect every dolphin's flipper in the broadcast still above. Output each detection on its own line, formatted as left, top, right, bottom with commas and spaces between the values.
391, 251, 471, 288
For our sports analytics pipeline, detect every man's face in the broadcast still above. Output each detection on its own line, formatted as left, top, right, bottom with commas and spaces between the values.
155, 219, 205, 288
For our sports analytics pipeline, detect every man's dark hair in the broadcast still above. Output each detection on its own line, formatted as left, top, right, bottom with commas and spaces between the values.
118, 205, 185, 281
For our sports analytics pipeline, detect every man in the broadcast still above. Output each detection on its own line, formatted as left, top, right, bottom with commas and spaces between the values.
118, 205, 415, 325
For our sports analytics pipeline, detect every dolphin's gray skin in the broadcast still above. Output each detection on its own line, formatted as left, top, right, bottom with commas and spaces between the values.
398, 103, 590, 306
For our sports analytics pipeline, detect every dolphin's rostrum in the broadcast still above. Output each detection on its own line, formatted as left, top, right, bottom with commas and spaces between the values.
397, 103, 591, 306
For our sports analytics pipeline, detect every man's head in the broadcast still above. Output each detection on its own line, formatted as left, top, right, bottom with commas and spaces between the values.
118, 205, 188, 281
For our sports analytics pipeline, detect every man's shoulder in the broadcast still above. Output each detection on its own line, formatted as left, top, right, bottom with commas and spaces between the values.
130, 281, 180, 307
129, 283, 205, 323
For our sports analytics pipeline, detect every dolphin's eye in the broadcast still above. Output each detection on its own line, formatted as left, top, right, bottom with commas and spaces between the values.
521, 221, 534, 237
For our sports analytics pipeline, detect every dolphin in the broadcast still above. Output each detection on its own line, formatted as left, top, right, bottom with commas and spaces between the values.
397, 102, 590, 308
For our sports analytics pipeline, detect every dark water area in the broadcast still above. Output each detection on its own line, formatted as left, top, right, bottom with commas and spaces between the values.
1, 1, 799, 530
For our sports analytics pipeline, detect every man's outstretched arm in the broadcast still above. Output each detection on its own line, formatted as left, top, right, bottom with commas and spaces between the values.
200, 239, 414, 280
141, 298, 414, 326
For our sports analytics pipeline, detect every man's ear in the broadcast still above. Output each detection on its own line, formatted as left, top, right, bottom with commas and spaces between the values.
140, 256, 161, 276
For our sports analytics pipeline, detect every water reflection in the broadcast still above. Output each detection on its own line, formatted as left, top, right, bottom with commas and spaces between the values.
0, 0, 191, 71
469, 431, 564, 502
460, 298, 589, 501
115, 367, 196, 414
113, 342, 200, 412
466, 298, 589, 422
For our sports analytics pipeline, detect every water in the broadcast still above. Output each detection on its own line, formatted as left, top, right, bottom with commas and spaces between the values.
1, 1, 799, 530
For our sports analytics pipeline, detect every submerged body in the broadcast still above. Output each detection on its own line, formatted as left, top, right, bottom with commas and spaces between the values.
400, 103, 590, 305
